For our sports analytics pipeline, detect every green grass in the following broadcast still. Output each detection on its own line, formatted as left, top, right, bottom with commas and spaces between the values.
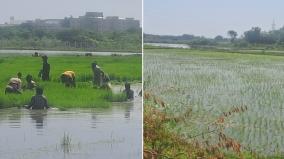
0, 54, 141, 108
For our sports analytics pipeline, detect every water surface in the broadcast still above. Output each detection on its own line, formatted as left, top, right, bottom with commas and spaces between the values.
0, 95, 141, 159
145, 43, 190, 49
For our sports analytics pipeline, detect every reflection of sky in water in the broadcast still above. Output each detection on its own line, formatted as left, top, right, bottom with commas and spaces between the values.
0, 95, 142, 159
145, 43, 190, 49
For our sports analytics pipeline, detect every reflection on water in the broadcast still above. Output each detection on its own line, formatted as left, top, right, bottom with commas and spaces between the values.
30, 111, 47, 130
7, 112, 21, 129
124, 105, 133, 119
0, 91, 141, 159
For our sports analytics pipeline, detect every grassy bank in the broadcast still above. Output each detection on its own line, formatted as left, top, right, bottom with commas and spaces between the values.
0, 54, 141, 108
144, 48, 284, 158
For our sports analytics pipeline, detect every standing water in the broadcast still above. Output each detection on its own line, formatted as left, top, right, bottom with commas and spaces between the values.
144, 43, 190, 49
0, 88, 142, 159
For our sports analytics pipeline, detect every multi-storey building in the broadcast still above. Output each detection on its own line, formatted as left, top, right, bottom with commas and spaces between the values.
11, 12, 140, 32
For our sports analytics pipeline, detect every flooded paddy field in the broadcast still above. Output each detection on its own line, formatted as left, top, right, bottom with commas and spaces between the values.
0, 95, 142, 159
0, 50, 142, 159
0, 53, 142, 109
144, 48, 284, 156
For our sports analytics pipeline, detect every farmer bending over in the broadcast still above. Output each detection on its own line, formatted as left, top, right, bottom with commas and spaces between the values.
24, 74, 37, 90
91, 62, 111, 89
5, 72, 22, 94
26, 87, 49, 110
123, 82, 134, 100
61, 71, 76, 87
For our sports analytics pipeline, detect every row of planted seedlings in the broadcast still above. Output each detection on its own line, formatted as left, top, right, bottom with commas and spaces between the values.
144, 50, 284, 156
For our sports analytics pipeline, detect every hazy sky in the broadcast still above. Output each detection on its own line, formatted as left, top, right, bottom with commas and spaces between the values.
144, 0, 284, 38
0, 0, 141, 23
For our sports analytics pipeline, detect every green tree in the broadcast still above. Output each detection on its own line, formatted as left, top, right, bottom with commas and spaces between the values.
34, 29, 45, 40
214, 35, 224, 41
227, 30, 238, 43
244, 27, 261, 44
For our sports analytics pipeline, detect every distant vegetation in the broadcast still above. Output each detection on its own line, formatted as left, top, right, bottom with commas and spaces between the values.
144, 26, 284, 50
0, 25, 142, 52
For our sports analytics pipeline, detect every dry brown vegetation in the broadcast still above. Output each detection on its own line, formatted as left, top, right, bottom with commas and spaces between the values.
143, 91, 259, 159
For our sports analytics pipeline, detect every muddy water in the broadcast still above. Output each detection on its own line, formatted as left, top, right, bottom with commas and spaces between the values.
0, 92, 142, 159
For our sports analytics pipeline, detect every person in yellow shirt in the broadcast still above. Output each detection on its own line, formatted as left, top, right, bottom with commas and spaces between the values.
60, 71, 76, 87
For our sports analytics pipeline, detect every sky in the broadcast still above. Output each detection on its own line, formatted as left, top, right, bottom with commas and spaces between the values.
0, 0, 141, 24
144, 0, 284, 38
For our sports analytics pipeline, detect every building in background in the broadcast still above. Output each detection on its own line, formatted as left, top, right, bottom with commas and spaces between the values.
69, 12, 140, 32
0, 12, 140, 32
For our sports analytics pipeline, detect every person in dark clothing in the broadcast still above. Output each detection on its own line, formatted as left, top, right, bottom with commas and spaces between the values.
26, 87, 49, 110
123, 82, 134, 100
38, 55, 50, 81
91, 62, 103, 86
91, 62, 111, 89
24, 74, 37, 90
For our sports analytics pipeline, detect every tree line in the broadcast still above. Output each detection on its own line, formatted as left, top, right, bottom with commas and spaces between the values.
0, 24, 142, 52
144, 26, 284, 48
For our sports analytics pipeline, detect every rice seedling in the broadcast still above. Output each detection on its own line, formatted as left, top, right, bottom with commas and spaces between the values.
144, 92, 255, 159
144, 48, 284, 157
0, 54, 141, 108
61, 132, 72, 153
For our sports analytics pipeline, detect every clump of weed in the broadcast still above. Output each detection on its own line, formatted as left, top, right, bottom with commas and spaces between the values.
61, 132, 72, 153
144, 91, 255, 159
